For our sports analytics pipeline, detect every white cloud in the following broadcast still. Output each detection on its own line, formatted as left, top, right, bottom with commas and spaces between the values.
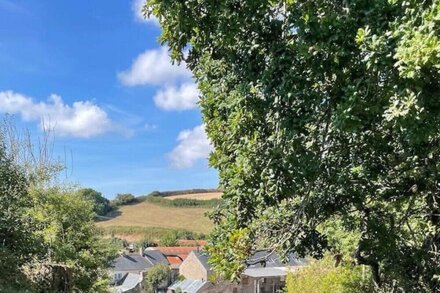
118, 47, 191, 87
132, 0, 159, 26
169, 124, 213, 168
0, 91, 119, 138
154, 83, 199, 111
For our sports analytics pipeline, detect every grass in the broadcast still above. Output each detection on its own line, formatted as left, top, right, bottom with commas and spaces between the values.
101, 226, 206, 242
96, 201, 214, 234
165, 192, 222, 200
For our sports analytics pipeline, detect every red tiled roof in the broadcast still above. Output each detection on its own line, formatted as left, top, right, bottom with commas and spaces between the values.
153, 246, 200, 256
150, 247, 200, 267
167, 256, 184, 266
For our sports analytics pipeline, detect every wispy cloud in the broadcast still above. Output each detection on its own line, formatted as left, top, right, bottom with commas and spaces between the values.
0, 90, 127, 138
168, 124, 213, 168
131, 0, 159, 26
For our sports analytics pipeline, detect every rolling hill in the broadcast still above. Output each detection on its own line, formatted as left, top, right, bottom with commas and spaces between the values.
96, 190, 222, 242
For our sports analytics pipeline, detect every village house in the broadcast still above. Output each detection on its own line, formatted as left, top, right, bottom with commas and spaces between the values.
111, 249, 169, 293
168, 250, 307, 293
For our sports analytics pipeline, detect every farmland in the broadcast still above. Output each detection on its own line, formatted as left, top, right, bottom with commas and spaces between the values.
96, 191, 222, 240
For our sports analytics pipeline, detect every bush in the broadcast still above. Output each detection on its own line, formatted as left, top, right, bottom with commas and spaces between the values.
143, 264, 170, 293
138, 238, 157, 248
286, 256, 373, 293
111, 193, 137, 206
159, 232, 178, 247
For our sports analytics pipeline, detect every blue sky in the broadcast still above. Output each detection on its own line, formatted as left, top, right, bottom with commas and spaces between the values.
0, 0, 218, 198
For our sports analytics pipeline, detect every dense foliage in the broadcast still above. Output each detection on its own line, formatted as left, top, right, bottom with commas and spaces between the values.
286, 256, 372, 293
0, 139, 35, 291
28, 188, 118, 292
143, 263, 170, 293
159, 231, 179, 247
0, 122, 118, 292
145, 0, 440, 290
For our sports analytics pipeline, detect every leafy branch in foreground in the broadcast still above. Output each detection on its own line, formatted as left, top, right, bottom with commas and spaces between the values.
145, 0, 440, 291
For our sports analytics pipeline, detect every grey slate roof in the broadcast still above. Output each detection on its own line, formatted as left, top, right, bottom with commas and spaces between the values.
193, 251, 212, 271
168, 279, 210, 293
144, 250, 169, 266
112, 254, 151, 271
114, 273, 142, 293
246, 250, 307, 268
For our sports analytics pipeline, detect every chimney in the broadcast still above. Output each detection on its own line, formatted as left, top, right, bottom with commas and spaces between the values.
139, 247, 144, 256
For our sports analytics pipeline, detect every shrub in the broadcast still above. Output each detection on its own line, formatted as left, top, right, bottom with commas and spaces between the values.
159, 232, 178, 247
111, 193, 137, 206
286, 256, 373, 293
143, 263, 170, 293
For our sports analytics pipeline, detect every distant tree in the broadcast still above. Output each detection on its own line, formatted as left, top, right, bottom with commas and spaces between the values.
143, 263, 170, 293
112, 193, 137, 206
146, 0, 440, 290
78, 188, 112, 216
159, 232, 178, 247
140, 238, 157, 248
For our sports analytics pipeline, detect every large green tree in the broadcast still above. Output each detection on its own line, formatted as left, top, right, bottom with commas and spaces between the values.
145, 0, 440, 290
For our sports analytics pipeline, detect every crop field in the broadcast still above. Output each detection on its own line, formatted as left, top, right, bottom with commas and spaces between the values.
96, 192, 222, 240
165, 191, 222, 200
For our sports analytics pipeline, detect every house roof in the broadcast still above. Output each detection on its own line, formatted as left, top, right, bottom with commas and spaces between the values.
246, 250, 307, 268
150, 246, 200, 256
167, 256, 184, 268
168, 279, 210, 293
148, 247, 200, 267
144, 250, 169, 266
114, 273, 142, 293
243, 268, 287, 278
112, 254, 151, 272
192, 251, 212, 272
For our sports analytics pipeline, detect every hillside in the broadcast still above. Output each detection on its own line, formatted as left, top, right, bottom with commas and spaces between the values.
96, 191, 222, 241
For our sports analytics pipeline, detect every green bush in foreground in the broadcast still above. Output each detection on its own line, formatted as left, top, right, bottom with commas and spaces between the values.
287, 256, 373, 293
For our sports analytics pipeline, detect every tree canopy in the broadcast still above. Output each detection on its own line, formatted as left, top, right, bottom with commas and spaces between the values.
145, 0, 440, 290
143, 263, 170, 293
